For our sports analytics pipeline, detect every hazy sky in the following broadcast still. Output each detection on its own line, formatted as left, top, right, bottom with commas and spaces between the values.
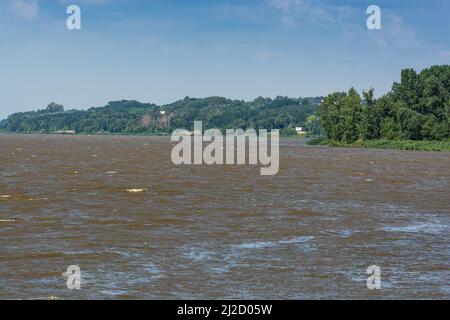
1, 0, 449, 118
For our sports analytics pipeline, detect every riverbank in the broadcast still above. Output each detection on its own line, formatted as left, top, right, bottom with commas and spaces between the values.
308, 137, 450, 152
0, 131, 170, 137
0, 131, 308, 138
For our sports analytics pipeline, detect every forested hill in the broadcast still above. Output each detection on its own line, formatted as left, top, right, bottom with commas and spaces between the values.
0, 96, 323, 136
318, 65, 450, 143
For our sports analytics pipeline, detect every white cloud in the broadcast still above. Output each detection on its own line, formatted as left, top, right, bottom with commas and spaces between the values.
268, 0, 355, 27
10, 0, 39, 20
388, 14, 417, 46
368, 14, 418, 49
270, 1, 419, 50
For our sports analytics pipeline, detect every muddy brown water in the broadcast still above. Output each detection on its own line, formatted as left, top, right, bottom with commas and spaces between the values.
0, 134, 449, 299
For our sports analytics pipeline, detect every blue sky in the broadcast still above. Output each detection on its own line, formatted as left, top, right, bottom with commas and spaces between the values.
1, 0, 449, 118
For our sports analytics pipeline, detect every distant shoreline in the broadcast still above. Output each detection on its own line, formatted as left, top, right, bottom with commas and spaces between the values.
0, 131, 311, 139
2, 132, 449, 152
0, 131, 170, 137
308, 137, 450, 152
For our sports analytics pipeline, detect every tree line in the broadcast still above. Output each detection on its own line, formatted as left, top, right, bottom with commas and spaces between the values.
0, 97, 323, 136
318, 65, 450, 143
3, 65, 447, 142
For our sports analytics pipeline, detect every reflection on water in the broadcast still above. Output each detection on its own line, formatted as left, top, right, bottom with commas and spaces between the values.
0, 134, 449, 299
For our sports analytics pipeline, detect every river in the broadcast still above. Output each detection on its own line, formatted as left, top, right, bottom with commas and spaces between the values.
0, 134, 448, 299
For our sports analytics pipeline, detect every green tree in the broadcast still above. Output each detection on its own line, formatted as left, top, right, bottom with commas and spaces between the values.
44, 103, 64, 113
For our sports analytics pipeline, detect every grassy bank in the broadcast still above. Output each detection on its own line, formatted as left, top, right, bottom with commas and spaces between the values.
307, 137, 450, 152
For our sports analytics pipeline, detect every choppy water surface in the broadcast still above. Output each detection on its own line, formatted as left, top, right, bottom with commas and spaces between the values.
0, 134, 449, 299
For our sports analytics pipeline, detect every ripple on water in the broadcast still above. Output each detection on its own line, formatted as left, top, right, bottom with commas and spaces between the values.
183, 248, 213, 262
144, 263, 164, 278
1, 135, 449, 299
381, 222, 448, 235
233, 236, 314, 250
100, 290, 129, 297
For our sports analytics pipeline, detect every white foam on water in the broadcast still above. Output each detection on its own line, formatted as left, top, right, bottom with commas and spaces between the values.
234, 241, 276, 250
234, 236, 314, 250
100, 290, 129, 296
27, 198, 49, 201
382, 222, 448, 235
325, 229, 353, 238
144, 264, 165, 279
126, 188, 148, 193
278, 236, 315, 245
183, 248, 213, 262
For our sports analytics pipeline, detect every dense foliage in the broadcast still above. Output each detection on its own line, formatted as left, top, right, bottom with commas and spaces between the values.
318, 65, 450, 143
0, 97, 322, 136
